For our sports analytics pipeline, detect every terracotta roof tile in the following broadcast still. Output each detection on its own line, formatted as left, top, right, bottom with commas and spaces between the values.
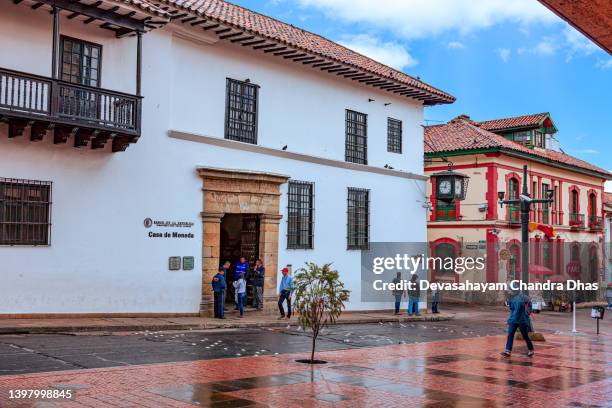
478, 113, 549, 132
425, 115, 612, 178
158, 0, 454, 104
604, 192, 612, 207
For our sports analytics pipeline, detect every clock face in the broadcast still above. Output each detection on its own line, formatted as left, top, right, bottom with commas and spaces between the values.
439, 180, 452, 195
455, 179, 462, 195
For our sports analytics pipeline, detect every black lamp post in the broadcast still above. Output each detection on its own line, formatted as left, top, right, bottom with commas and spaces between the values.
498, 165, 554, 290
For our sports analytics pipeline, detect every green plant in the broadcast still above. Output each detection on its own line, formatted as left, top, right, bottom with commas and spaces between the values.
293, 262, 350, 363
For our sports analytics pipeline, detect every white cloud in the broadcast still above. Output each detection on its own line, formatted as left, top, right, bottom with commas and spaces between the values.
563, 26, 598, 57
298, 0, 556, 39
447, 41, 465, 49
531, 38, 558, 56
338, 34, 418, 69
496, 48, 511, 62
517, 37, 558, 56
596, 59, 612, 70
574, 148, 599, 154
605, 180, 612, 193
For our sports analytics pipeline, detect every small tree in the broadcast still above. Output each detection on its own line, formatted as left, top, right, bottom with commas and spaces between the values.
293, 262, 350, 363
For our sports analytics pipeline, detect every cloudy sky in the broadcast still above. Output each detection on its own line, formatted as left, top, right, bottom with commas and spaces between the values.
233, 0, 611, 170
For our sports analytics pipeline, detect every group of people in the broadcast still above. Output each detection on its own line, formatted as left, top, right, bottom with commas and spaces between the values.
211, 258, 294, 320
391, 273, 440, 316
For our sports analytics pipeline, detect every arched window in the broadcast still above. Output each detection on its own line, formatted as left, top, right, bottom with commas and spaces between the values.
570, 189, 579, 214
434, 243, 456, 280
507, 243, 521, 280
588, 192, 597, 228
507, 177, 519, 223
571, 244, 580, 262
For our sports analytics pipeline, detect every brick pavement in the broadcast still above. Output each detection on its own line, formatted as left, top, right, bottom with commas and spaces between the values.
0, 333, 610, 407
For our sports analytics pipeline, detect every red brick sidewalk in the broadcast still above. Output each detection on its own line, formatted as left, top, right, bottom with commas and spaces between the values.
0, 311, 452, 334
1, 333, 610, 407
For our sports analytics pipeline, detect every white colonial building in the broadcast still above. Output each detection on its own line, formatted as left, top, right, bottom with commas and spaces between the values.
0, 0, 454, 316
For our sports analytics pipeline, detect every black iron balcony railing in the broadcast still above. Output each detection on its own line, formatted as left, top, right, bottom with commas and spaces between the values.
588, 215, 603, 230
569, 213, 585, 229
0, 67, 141, 151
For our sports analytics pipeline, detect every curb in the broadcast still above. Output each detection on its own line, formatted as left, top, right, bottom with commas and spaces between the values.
0, 314, 454, 335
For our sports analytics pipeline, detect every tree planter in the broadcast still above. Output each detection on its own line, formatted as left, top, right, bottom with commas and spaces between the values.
295, 359, 327, 365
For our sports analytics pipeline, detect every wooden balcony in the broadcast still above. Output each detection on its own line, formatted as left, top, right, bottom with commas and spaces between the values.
0, 67, 141, 152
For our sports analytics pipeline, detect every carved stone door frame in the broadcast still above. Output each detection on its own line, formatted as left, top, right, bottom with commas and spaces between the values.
198, 167, 288, 316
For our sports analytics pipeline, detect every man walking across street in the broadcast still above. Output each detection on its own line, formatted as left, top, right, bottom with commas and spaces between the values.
278, 267, 293, 319
501, 291, 534, 357
212, 267, 227, 319
253, 258, 265, 310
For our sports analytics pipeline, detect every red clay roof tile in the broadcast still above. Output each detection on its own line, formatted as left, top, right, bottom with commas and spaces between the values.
425, 115, 611, 178
157, 0, 454, 104
478, 112, 550, 132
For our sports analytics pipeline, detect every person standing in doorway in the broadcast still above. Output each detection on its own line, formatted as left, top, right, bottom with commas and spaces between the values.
234, 272, 247, 318
392, 272, 403, 315
278, 267, 293, 320
235, 257, 250, 310
407, 274, 421, 317
212, 267, 226, 319
252, 259, 265, 311
222, 260, 231, 312
501, 291, 534, 357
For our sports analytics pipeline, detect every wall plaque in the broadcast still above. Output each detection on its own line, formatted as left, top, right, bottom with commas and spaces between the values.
183, 256, 194, 271
169, 256, 181, 271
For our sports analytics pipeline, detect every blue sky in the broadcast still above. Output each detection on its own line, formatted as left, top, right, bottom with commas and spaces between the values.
232, 0, 611, 171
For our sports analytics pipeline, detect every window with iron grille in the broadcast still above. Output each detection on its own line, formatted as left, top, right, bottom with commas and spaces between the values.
287, 181, 314, 249
60, 36, 102, 87
225, 78, 259, 144
347, 188, 369, 250
387, 118, 402, 153
345, 110, 367, 164
0, 178, 52, 246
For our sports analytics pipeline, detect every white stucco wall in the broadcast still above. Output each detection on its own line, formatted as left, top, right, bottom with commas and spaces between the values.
0, 11, 430, 313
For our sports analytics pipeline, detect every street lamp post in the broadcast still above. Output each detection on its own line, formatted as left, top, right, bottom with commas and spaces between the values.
498, 165, 554, 290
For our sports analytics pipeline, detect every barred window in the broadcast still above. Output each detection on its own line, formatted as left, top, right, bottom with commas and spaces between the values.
387, 118, 402, 153
347, 188, 369, 250
0, 178, 52, 245
225, 78, 259, 144
287, 181, 314, 249
345, 110, 367, 164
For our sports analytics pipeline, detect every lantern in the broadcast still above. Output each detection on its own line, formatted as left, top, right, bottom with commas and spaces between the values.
432, 168, 470, 202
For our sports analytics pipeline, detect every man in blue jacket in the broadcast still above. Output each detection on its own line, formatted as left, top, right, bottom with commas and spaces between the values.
212, 267, 227, 319
278, 267, 293, 319
234, 257, 250, 309
501, 291, 534, 357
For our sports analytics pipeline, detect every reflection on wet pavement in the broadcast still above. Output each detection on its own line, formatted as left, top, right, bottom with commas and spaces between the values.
0, 334, 610, 407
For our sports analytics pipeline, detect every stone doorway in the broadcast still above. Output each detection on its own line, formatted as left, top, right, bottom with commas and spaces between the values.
220, 213, 260, 306
198, 167, 288, 317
